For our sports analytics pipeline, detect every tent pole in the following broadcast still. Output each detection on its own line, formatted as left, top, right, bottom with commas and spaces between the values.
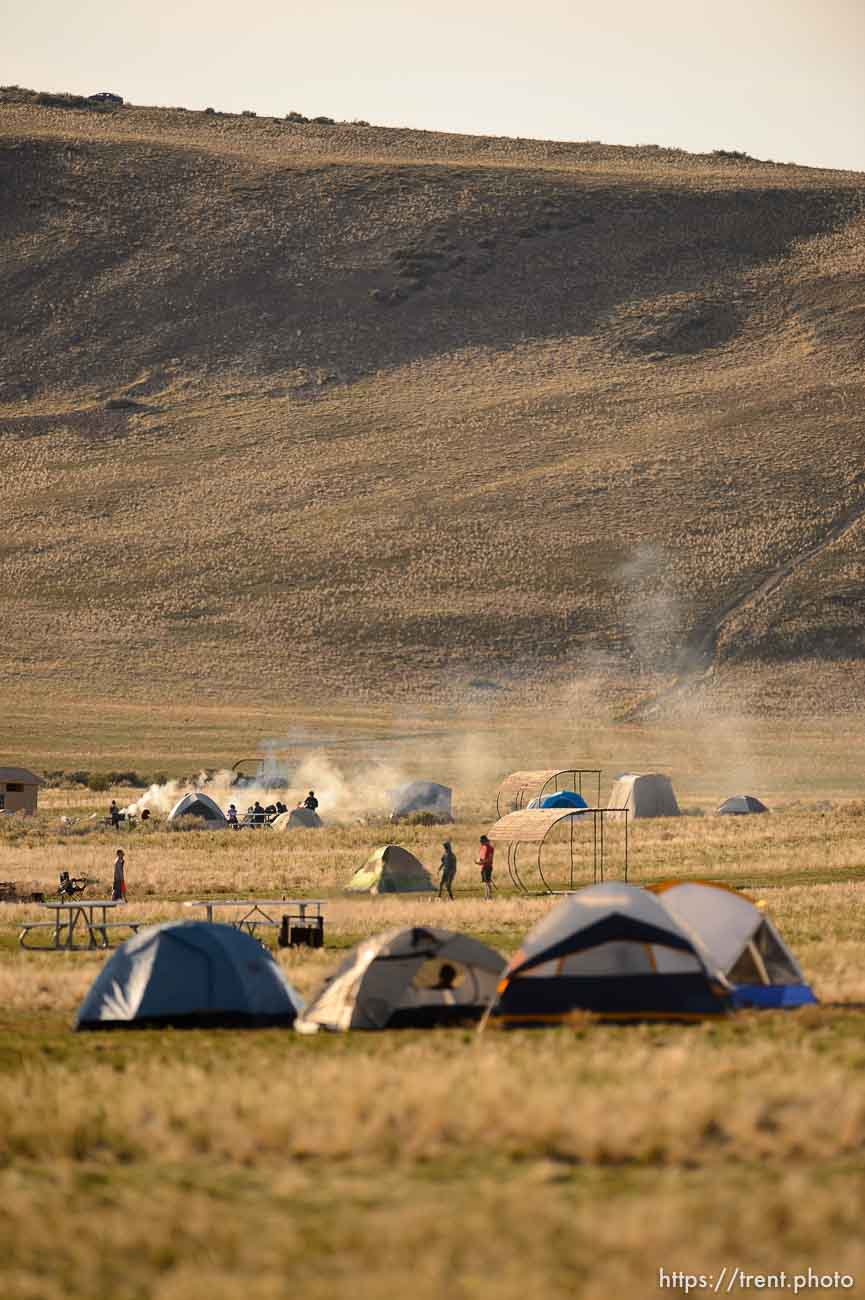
624, 811, 629, 882
593, 812, 598, 883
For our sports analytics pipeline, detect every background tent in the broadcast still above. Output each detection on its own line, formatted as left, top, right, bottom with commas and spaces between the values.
490, 882, 729, 1025
717, 795, 769, 815
167, 792, 228, 829
270, 808, 323, 830
390, 781, 453, 821
296, 927, 505, 1030
76, 922, 304, 1029
649, 881, 816, 1009
607, 773, 680, 819
527, 791, 589, 812
345, 845, 434, 895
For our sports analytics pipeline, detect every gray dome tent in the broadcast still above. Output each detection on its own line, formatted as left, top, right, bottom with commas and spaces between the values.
390, 781, 453, 821
717, 795, 769, 815
167, 791, 228, 829
75, 922, 304, 1029
296, 927, 505, 1031
648, 881, 815, 1009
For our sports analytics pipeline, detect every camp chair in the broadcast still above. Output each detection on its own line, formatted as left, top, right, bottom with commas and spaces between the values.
57, 871, 93, 900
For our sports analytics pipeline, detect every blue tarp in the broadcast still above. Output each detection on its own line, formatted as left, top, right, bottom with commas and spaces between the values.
730, 984, 818, 1010
536, 791, 589, 811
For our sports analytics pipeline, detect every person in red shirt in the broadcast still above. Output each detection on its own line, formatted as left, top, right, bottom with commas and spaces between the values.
477, 835, 495, 900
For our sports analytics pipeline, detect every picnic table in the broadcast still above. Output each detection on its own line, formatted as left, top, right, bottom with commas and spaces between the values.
183, 898, 325, 945
19, 900, 144, 951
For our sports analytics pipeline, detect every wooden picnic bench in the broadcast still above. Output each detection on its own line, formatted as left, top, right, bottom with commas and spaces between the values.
183, 899, 325, 946
19, 900, 144, 951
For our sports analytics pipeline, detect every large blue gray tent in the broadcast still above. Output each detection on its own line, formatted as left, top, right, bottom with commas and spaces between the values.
75, 923, 304, 1029
390, 781, 453, 821
489, 883, 731, 1025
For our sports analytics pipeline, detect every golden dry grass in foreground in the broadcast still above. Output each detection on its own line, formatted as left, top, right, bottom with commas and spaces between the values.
2, 720, 865, 1300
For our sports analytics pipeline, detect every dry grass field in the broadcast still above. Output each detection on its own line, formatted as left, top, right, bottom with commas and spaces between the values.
3, 89, 865, 1297
1, 713, 865, 1299
1, 94, 864, 716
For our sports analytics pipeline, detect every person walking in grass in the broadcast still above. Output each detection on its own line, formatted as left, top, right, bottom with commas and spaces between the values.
438, 840, 457, 900
112, 849, 127, 902
477, 834, 495, 900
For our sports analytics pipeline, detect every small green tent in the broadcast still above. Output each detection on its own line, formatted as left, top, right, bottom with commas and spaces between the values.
346, 845, 434, 895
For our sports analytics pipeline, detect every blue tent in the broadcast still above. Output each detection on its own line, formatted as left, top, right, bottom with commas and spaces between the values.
528, 791, 589, 811
75, 923, 304, 1029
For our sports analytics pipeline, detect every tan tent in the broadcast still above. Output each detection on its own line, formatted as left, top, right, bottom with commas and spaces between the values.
345, 845, 434, 895
270, 809, 323, 830
607, 773, 680, 819
0, 767, 41, 816
296, 927, 505, 1031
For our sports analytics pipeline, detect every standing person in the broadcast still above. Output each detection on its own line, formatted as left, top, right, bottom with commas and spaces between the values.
109, 799, 121, 829
303, 790, 319, 813
226, 804, 239, 829
477, 834, 495, 900
438, 840, 457, 900
112, 849, 127, 902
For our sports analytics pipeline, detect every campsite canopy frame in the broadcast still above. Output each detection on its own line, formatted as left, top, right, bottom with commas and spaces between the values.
495, 769, 602, 818
487, 807, 629, 894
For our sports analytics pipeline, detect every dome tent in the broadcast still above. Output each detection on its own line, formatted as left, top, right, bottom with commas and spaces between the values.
607, 773, 680, 819
648, 881, 816, 1010
270, 808, 323, 830
296, 927, 505, 1031
489, 883, 730, 1026
390, 781, 453, 821
167, 792, 228, 829
717, 795, 769, 815
527, 791, 589, 812
75, 922, 303, 1029
345, 845, 434, 895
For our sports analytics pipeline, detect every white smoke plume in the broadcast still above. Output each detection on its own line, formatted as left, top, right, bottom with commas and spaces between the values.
124, 752, 420, 823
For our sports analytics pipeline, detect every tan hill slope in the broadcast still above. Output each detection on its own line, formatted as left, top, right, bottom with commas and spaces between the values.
1, 100, 864, 710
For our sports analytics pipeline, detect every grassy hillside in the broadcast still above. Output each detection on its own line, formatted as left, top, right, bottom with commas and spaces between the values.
2, 97, 864, 711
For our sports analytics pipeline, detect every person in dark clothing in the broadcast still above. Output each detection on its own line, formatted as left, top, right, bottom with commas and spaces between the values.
252, 801, 266, 826
109, 800, 121, 829
112, 849, 126, 902
433, 962, 458, 990
438, 841, 457, 900
303, 791, 319, 812
275, 801, 287, 816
